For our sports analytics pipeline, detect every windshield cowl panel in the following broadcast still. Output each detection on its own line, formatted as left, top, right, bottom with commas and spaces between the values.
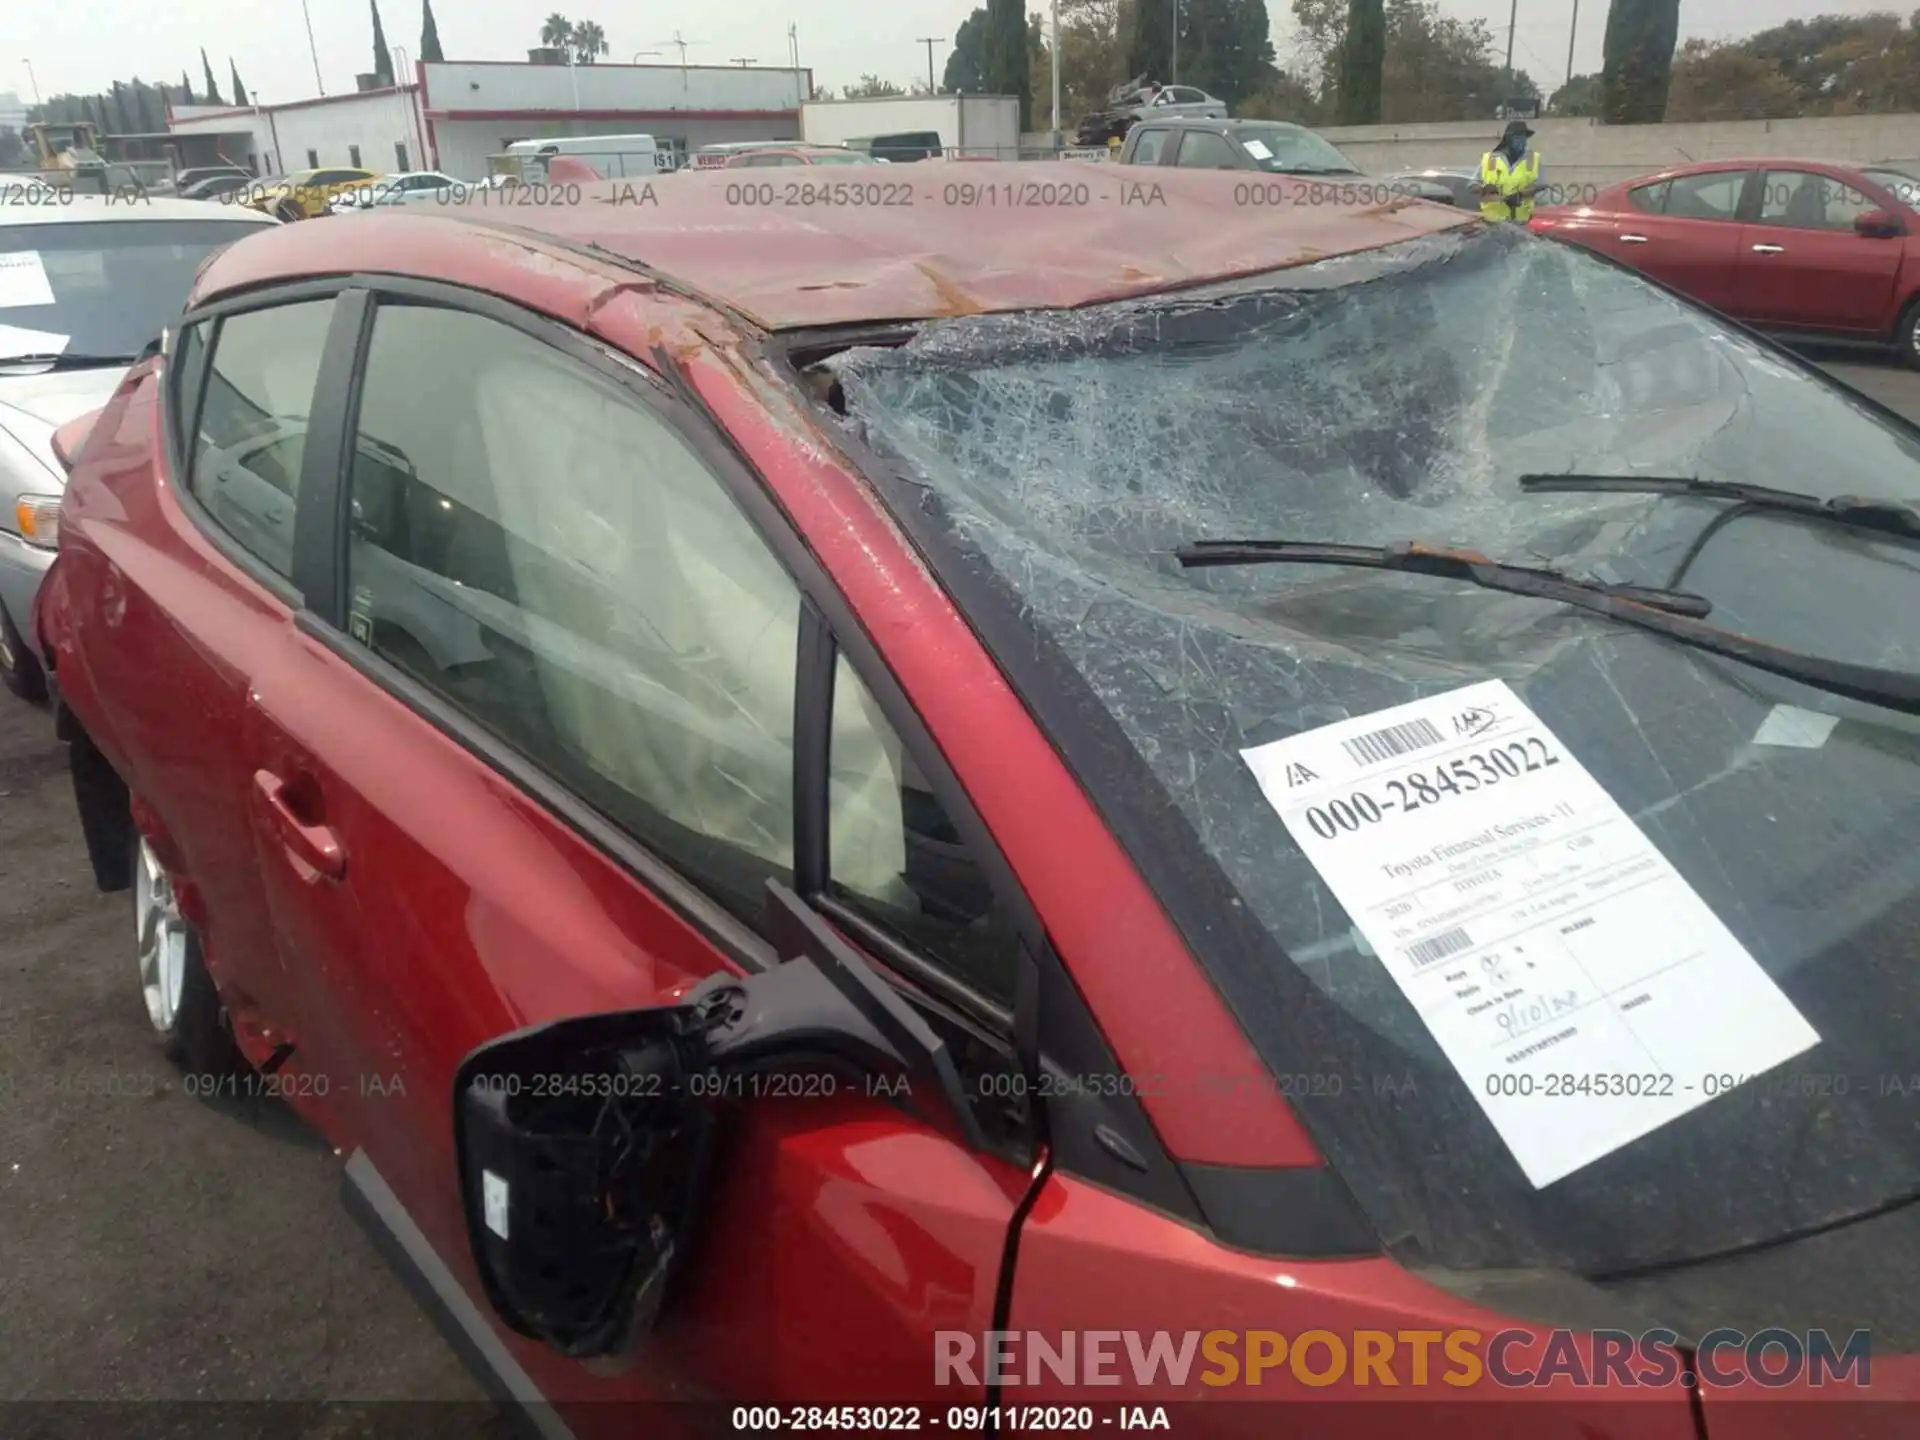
826, 225, 1920, 1279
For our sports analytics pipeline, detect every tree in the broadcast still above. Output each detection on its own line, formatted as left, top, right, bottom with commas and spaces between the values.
180, 68, 195, 104
842, 74, 906, 98
1665, 37, 1805, 121
571, 19, 609, 63
1056, 0, 1130, 120
1237, 68, 1321, 120
1336, 0, 1385, 123
230, 61, 250, 106
201, 48, 226, 105
0, 127, 26, 168
1292, 0, 1526, 123
1600, 0, 1680, 123
945, 8, 989, 91
371, 0, 396, 83
421, 0, 446, 63
540, 13, 572, 49
1129, 0, 1174, 81
1549, 71, 1602, 115
984, 0, 1034, 128
1173, 0, 1279, 108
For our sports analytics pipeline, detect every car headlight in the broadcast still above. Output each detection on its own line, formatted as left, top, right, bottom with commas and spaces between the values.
15, 494, 61, 550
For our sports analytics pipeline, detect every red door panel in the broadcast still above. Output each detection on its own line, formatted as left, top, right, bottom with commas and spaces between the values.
1003, 1174, 1699, 1437
46, 365, 306, 1068
1736, 225, 1902, 333
240, 625, 1025, 1418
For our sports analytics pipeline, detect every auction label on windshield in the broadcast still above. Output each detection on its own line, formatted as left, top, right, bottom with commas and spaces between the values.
1242, 679, 1819, 1189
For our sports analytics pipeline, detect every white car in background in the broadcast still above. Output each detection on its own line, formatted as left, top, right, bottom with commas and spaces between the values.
329, 171, 462, 212
0, 194, 278, 700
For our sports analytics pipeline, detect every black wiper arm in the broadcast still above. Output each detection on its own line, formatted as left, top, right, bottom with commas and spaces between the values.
0, 351, 138, 371
1519, 474, 1920, 542
1177, 539, 1715, 616
1175, 538, 1920, 717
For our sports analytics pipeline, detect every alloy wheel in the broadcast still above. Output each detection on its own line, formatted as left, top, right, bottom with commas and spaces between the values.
134, 836, 188, 1034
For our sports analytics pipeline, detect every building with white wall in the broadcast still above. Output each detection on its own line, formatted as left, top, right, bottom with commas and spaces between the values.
167, 58, 810, 179
169, 87, 427, 177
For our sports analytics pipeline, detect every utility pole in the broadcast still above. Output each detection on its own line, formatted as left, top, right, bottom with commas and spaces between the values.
1565, 0, 1580, 90
1050, 0, 1061, 147
916, 37, 942, 94
1171, 0, 1178, 83
1503, 0, 1518, 105
299, 0, 325, 94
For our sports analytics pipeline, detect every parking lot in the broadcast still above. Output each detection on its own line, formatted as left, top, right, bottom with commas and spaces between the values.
1, 349, 1915, 1412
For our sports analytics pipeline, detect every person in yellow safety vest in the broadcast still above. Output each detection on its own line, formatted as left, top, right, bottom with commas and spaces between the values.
1477, 119, 1542, 223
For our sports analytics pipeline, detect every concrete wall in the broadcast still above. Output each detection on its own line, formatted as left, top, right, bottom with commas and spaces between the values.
1318, 113, 1920, 188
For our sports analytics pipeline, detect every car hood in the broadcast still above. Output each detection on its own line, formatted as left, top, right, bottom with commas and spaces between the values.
0, 367, 125, 489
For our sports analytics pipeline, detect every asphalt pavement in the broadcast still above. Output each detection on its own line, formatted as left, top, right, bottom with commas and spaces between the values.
1, 354, 1916, 1419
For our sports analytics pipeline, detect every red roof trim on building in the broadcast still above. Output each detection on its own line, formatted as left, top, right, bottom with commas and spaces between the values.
422, 107, 799, 122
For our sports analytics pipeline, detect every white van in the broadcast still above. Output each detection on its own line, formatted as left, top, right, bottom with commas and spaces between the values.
503, 134, 668, 182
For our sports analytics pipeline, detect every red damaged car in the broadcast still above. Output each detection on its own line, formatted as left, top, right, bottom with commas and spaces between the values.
30, 166, 1920, 1436
1530, 158, 1920, 367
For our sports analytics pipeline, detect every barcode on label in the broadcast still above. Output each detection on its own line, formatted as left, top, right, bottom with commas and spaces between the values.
1405, 928, 1473, 968
1343, 718, 1446, 767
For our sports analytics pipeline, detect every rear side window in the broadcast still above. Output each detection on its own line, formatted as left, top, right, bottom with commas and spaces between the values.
1664, 171, 1748, 221
340, 302, 803, 928
1131, 128, 1171, 164
187, 298, 337, 581
1627, 180, 1670, 214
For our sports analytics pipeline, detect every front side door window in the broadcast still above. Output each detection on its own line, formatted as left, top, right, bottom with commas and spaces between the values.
340, 301, 802, 929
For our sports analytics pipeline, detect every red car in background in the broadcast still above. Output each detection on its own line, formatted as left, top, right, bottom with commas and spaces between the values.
1531, 158, 1920, 366
27, 168, 1920, 1436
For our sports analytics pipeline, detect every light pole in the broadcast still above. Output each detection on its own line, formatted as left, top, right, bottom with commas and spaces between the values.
1171, 0, 1178, 83
300, 0, 325, 95
23, 59, 41, 106
631, 50, 661, 62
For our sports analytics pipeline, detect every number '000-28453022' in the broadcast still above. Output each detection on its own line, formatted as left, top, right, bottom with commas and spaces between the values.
1303, 739, 1564, 841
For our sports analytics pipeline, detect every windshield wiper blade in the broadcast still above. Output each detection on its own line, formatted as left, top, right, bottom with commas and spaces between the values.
1520, 474, 1920, 541
1177, 539, 1714, 615
1175, 538, 1920, 717
0, 352, 138, 371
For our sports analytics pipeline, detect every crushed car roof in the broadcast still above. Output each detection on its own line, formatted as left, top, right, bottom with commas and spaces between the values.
192, 160, 1476, 331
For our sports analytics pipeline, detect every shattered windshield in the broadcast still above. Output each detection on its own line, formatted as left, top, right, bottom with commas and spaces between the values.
825, 224, 1920, 1276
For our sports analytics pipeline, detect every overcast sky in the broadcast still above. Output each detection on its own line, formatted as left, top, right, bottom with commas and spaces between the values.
3, 0, 1906, 107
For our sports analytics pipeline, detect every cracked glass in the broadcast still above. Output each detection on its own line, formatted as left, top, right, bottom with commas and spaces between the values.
826, 223, 1920, 1275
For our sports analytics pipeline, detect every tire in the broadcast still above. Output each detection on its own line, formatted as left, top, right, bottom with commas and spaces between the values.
133, 832, 249, 1079
0, 601, 47, 703
1898, 298, 1920, 371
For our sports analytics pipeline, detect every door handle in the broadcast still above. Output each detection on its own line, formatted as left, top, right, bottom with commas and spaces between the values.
252, 769, 345, 882
1752, 243, 1786, 254
1619, 233, 1650, 243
